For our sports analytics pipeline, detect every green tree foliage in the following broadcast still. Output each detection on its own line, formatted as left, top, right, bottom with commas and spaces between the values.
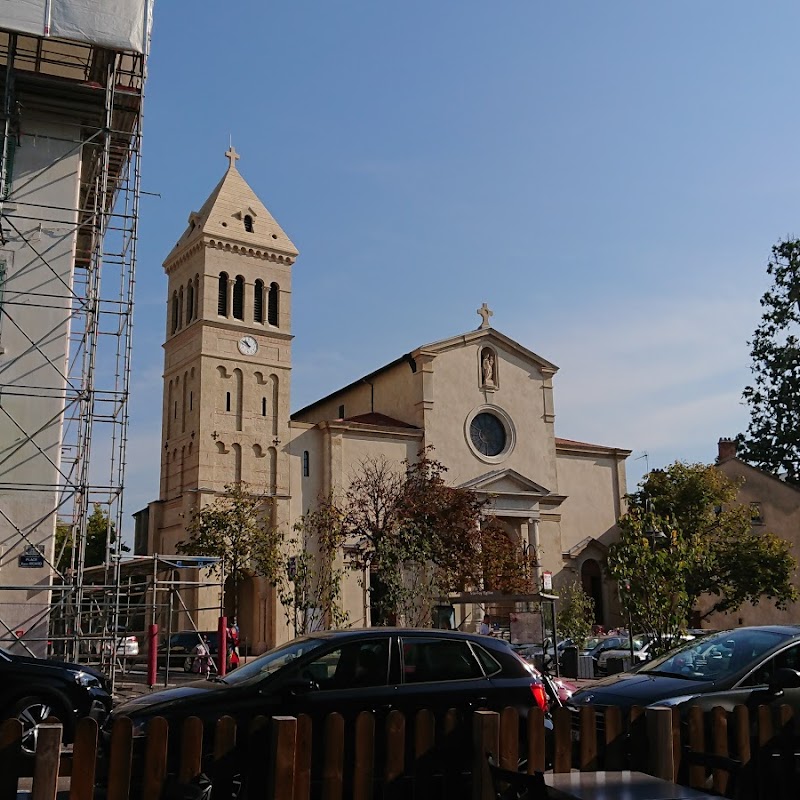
54, 505, 129, 572
739, 238, 800, 484
556, 580, 595, 649
607, 462, 796, 646
177, 482, 283, 618
279, 497, 349, 634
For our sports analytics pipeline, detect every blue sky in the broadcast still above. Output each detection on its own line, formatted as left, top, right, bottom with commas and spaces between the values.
123, 2, 800, 530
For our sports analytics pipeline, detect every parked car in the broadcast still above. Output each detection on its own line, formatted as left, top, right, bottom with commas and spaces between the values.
158, 630, 219, 671
569, 625, 800, 719
0, 645, 112, 754
110, 627, 554, 780
595, 633, 697, 676
102, 631, 140, 658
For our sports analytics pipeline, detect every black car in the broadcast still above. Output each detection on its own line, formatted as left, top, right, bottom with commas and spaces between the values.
111, 627, 550, 769
569, 625, 800, 717
0, 645, 112, 753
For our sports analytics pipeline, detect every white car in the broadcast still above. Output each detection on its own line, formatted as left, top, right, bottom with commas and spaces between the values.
101, 633, 139, 657
596, 633, 695, 675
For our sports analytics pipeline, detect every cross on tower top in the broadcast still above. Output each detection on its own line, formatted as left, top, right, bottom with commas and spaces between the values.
477, 303, 493, 329
225, 146, 240, 170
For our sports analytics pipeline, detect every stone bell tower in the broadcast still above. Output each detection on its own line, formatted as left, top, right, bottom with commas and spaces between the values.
150, 148, 298, 651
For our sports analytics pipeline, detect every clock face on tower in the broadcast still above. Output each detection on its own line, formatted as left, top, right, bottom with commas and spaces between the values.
469, 412, 507, 457
238, 335, 258, 356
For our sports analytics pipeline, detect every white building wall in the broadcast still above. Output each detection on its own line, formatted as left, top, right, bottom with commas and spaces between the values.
0, 115, 81, 652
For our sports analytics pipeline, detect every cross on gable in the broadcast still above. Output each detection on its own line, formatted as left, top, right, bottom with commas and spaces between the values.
477, 302, 493, 329
225, 146, 240, 170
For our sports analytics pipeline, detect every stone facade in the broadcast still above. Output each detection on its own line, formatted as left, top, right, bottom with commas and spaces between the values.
144, 153, 632, 650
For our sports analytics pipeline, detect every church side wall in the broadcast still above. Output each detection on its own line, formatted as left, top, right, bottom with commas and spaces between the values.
0, 116, 80, 652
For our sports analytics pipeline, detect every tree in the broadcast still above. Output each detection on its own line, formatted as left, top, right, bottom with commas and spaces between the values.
607, 462, 796, 647
344, 450, 536, 626
54, 504, 129, 573
556, 580, 595, 649
739, 238, 800, 484
278, 497, 349, 634
177, 483, 283, 618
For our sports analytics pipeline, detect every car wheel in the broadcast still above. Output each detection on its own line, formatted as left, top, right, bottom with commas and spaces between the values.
13, 696, 64, 755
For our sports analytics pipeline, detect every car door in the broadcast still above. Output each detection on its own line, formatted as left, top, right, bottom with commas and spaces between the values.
734, 641, 800, 712
270, 636, 396, 723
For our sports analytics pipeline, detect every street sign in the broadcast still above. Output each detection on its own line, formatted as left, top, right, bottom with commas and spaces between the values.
18, 545, 45, 568
542, 570, 553, 592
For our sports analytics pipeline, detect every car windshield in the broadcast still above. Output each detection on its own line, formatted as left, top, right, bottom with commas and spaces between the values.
220, 636, 327, 684
639, 628, 787, 681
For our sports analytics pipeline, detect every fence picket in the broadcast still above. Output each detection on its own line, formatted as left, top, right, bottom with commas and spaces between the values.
294, 714, 313, 800
412, 709, 434, 800
552, 707, 571, 773
604, 706, 623, 770
321, 713, 344, 800
107, 717, 133, 800
384, 709, 405, 800
526, 708, 545, 774
687, 706, 705, 790
629, 706, 647, 772
179, 717, 204, 784
69, 718, 98, 800
269, 716, 297, 800
142, 717, 169, 800
0, 719, 22, 800
471, 710, 498, 800
31, 723, 62, 800
499, 708, 518, 772
212, 715, 237, 800
579, 706, 597, 771
353, 712, 375, 800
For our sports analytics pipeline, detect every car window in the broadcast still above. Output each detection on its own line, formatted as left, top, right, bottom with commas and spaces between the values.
287, 639, 391, 690
472, 644, 502, 677
740, 643, 800, 687
640, 628, 787, 681
401, 638, 484, 684
223, 636, 325, 684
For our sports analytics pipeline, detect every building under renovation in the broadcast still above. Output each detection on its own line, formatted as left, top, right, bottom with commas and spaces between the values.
0, 2, 150, 658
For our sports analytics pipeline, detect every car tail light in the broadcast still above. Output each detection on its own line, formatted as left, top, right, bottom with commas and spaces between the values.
530, 681, 548, 712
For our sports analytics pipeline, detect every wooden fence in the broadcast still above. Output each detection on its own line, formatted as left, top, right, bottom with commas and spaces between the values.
2, 703, 799, 800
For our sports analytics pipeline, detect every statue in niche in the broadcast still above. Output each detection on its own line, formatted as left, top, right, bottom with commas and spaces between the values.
482, 350, 496, 386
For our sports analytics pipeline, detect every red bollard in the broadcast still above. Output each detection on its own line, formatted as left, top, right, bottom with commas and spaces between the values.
218, 616, 227, 677
147, 623, 158, 687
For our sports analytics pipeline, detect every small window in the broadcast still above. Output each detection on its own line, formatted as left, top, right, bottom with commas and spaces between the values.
268, 282, 279, 326
303, 451, 310, 477
218, 272, 229, 316
233, 276, 245, 320
187, 281, 194, 321
472, 644, 502, 677
338, 405, 345, 419
750, 502, 764, 525
226, 392, 231, 412
244, 214, 254, 233
173, 401, 177, 419
189, 391, 193, 411
171, 292, 178, 334
261, 397, 266, 417
254, 279, 264, 323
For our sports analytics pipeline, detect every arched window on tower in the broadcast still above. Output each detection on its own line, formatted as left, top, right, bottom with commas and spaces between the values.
244, 214, 254, 233
218, 272, 229, 316
171, 291, 178, 334
186, 280, 194, 322
233, 275, 245, 320
178, 286, 184, 329
268, 282, 279, 326
254, 279, 264, 323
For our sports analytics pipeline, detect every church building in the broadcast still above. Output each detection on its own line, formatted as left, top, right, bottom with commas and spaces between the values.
138, 151, 631, 654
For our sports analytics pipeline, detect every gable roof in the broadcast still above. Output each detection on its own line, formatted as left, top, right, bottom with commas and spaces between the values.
292, 324, 556, 419
717, 456, 800, 497
165, 152, 298, 267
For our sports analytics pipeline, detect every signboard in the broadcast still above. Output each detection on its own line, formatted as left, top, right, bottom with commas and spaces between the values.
542, 571, 553, 592
18, 545, 45, 568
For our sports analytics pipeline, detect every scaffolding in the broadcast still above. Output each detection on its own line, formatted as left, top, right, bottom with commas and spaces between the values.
0, 22, 145, 691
